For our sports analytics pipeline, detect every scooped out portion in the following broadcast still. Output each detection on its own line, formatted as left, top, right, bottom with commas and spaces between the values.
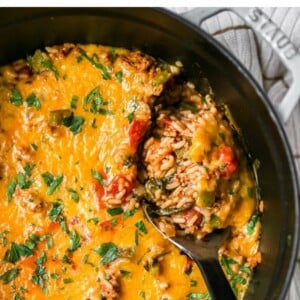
142, 82, 262, 298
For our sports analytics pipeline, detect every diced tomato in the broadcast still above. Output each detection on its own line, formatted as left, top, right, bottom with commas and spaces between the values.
93, 182, 106, 209
164, 118, 173, 129
215, 145, 238, 177
129, 120, 148, 148
184, 256, 194, 274
100, 220, 114, 231
182, 208, 203, 227
23, 256, 36, 270
70, 216, 80, 225
106, 175, 134, 200
47, 221, 60, 232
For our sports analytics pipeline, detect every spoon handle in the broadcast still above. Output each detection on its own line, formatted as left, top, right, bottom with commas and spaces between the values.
193, 257, 236, 300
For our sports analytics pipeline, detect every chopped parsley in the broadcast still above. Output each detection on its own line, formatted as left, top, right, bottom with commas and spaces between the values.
135, 220, 148, 234
32, 251, 49, 295
82, 254, 94, 267
126, 98, 138, 123
80, 49, 111, 80
240, 265, 252, 274
105, 165, 111, 174
24, 234, 39, 250
91, 169, 105, 186
139, 290, 146, 299
218, 132, 225, 140
61, 255, 71, 264
63, 115, 85, 134
23, 163, 35, 177
48, 203, 68, 232
247, 214, 260, 235
76, 55, 83, 63
83, 86, 101, 107
201, 96, 207, 103
110, 218, 118, 228
3, 242, 34, 264
39, 233, 52, 242
7, 179, 17, 202
59, 218, 68, 233
63, 278, 73, 284
87, 217, 99, 225
83, 86, 112, 115
12, 293, 25, 300
50, 273, 60, 279
93, 242, 118, 266
247, 187, 254, 198
190, 280, 198, 287
120, 269, 131, 277
26, 93, 41, 110
43, 174, 64, 195
209, 214, 220, 227
107, 207, 124, 216
108, 48, 118, 63
134, 229, 139, 246
46, 238, 53, 249
179, 102, 199, 113
232, 274, 247, 285
48, 202, 64, 222
220, 256, 236, 275
49, 109, 73, 127
91, 118, 97, 128
28, 49, 59, 80
70, 95, 78, 109
186, 292, 211, 299
10, 89, 23, 106
230, 274, 247, 295
0, 268, 20, 284
127, 112, 135, 123
30, 143, 38, 151
220, 163, 226, 171
41, 60, 59, 80
67, 188, 79, 203
0, 230, 9, 247
115, 70, 123, 83
68, 230, 81, 252
123, 208, 137, 220
41, 172, 54, 186
17, 173, 34, 189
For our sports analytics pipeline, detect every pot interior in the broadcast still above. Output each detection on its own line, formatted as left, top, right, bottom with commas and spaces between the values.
0, 8, 298, 300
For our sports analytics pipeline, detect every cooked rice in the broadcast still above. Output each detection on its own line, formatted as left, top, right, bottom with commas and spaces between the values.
142, 83, 244, 238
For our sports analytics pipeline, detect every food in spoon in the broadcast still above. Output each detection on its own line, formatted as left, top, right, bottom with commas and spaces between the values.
142, 81, 262, 298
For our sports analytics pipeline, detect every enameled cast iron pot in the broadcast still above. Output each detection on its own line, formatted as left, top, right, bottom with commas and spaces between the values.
0, 8, 299, 300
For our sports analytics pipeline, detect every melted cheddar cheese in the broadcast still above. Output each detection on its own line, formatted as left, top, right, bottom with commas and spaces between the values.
0, 44, 207, 300
0, 43, 262, 300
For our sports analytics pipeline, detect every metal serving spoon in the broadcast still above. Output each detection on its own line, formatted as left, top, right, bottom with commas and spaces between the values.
143, 204, 236, 300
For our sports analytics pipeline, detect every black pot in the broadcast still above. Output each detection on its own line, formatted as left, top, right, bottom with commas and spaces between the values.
0, 8, 299, 300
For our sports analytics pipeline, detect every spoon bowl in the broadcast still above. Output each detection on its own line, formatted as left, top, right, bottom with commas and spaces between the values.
143, 203, 236, 300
